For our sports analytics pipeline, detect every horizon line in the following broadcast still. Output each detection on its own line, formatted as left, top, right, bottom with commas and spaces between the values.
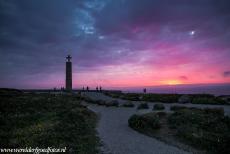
1, 82, 230, 90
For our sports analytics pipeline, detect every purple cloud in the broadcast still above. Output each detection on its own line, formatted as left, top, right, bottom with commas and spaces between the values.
223, 71, 230, 77
179, 76, 188, 80
0, 0, 230, 88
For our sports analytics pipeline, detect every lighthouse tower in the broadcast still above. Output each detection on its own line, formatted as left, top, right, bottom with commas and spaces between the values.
65, 55, 72, 92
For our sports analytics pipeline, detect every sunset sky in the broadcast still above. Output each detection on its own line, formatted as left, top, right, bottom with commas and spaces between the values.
0, 0, 230, 89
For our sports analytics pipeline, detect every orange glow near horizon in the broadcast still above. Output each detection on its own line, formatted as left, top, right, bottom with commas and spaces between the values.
71, 62, 230, 88
163, 80, 182, 85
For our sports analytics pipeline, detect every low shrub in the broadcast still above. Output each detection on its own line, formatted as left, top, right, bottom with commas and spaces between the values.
178, 95, 191, 103
128, 113, 161, 131
83, 97, 95, 104
97, 100, 106, 105
168, 108, 230, 154
170, 105, 198, 111
0, 93, 99, 154
105, 100, 119, 107
142, 94, 180, 103
192, 97, 227, 105
104, 92, 141, 101
104, 92, 122, 98
137, 103, 149, 110
122, 101, 134, 107
122, 93, 140, 101
155, 111, 167, 117
153, 104, 165, 110
203, 108, 224, 117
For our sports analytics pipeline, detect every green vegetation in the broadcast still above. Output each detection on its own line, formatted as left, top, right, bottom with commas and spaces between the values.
153, 104, 165, 110
128, 113, 161, 132
97, 100, 106, 105
129, 106, 229, 154
192, 97, 227, 105
137, 103, 149, 110
105, 92, 140, 101
83, 96, 119, 107
168, 108, 229, 154
105, 92, 228, 105
0, 91, 99, 154
178, 95, 191, 103
170, 105, 197, 111
105, 100, 119, 107
103, 92, 123, 99
142, 94, 180, 103
128, 106, 229, 154
119, 93, 140, 101
122, 101, 135, 107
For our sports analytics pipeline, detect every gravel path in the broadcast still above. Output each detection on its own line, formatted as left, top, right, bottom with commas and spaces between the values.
82, 92, 230, 154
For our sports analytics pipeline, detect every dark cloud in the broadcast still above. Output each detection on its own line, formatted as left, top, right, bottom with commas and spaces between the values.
223, 71, 230, 77
95, 0, 230, 34
0, 0, 230, 88
179, 76, 188, 80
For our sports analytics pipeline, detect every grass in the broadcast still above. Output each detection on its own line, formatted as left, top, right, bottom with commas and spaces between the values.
0, 90, 99, 154
104, 92, 228, 105
105, 100, 119, 107
104, 92, 140, 101
142, 94, 180, 103
137, 103, 149, 110
168, 108, 229, 154
83, 96, 119, 107
170, 105, 197, 111
128, 108, 230, 154
192, 97, 227, 105
153, 104, 165, 110
122, 101, 135, 107
128, 113, 161, 132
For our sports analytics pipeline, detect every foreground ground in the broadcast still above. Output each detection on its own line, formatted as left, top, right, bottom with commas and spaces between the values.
0, 91, 99, 154
83, 92, 230, 154
1, 89, 229, 154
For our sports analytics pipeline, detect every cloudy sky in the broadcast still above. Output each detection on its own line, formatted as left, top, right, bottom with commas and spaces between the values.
0, 0, 230, 89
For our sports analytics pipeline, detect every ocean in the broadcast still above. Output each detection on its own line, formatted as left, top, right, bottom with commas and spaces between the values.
120, 83, 230, 96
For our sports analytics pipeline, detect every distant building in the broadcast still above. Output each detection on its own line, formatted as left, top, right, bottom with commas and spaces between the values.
65, 55, 72, 92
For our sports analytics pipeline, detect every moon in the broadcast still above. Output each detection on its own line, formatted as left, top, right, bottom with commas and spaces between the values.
189, 30, 195, 36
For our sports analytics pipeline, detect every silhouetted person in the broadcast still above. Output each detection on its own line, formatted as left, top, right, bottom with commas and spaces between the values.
86, 86, 89, 91
96, 86, 98, 91
143, 88, 147, 93
99, 86, 102, 92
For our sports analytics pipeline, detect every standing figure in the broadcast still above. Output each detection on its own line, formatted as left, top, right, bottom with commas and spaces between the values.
86, 86, 89, 91
96, 86, 98, 91
143, 88, 147, 93
99, 86, 102, 92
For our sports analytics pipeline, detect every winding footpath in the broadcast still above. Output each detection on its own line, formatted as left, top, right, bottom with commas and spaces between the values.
82, 92, 230, 154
